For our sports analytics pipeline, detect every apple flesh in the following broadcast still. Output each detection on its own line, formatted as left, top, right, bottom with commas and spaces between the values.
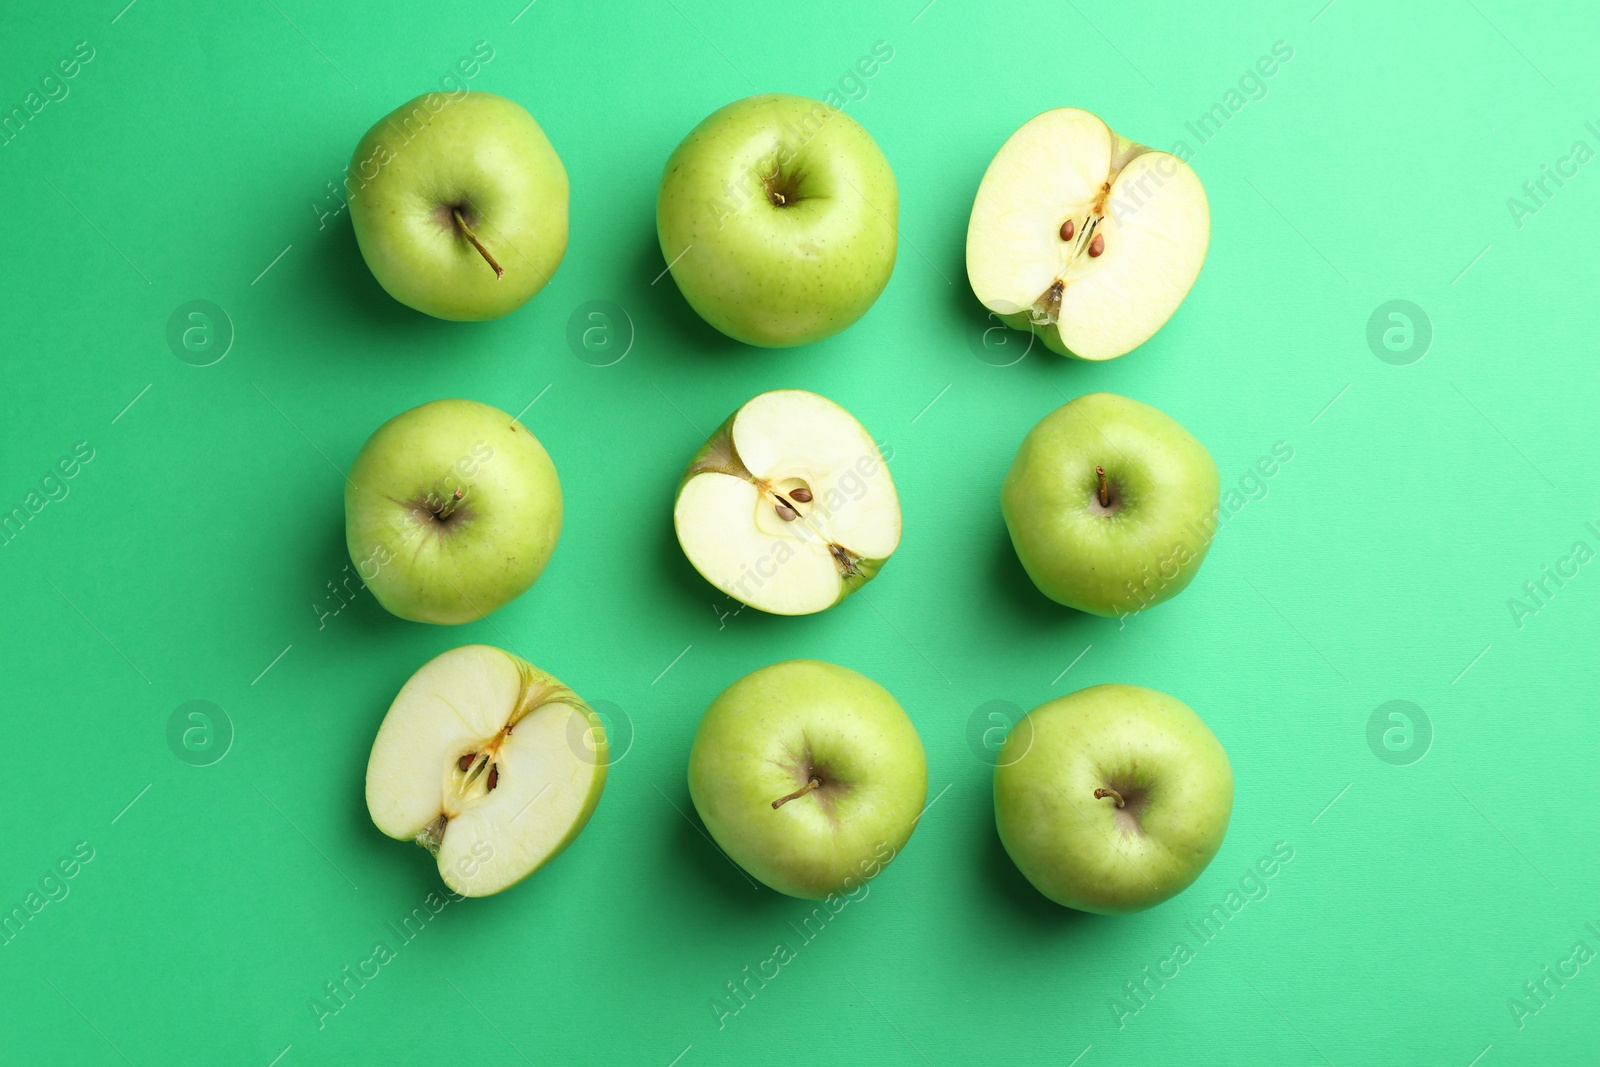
1002, 392, 1218, 617
346, 398, 562, 625
688, 660, 927, 898
348, 91, 568, 321
657, 93, 898, 347
966, 108, 1209, 360
673, 390, 900, 615
994, 684, 1233, 913
366, 645, 608, 897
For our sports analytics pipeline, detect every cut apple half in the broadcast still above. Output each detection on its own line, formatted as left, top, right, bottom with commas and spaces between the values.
365, 645, 607, 897
966, 108, 1209, 361
673, 390, 900, 615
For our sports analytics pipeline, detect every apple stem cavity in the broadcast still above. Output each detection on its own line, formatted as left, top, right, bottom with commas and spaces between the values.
1096, 466, 1110, 508
1094, 786, 1126, 808
451, 207, 505, 280
436, 488, 465, 521
763, 163, 803, 207
771, 776, 823, 809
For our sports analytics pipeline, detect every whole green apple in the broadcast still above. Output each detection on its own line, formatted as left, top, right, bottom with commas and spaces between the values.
345, 399, 561, 624
687, 660, 926, 898
348, 91, 568, 321
656, 93, 897, 347
994, 684, 1233, 913
1002, 392, 1219, 617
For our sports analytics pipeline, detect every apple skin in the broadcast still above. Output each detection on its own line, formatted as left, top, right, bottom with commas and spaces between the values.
345, 399, 561, 625
994, 684, 1233, 914
348, 91, 568, 321
657, 93, 897, 347
1002, 392, 1219, 617
688, 660, 927, 898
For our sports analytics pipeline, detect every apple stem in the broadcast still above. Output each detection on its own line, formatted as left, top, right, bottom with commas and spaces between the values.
771, 776, 822, 810
1096, 466, 1109, 508
1094, 787, 1126, 808
452, 208, 504, 279
436, 487, 465, 520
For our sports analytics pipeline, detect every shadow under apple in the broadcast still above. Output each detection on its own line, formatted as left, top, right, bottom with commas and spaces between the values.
978, 804, 1095, 932
304, 217, 461, 347
627, 231, 751, 361
654, 513, 813, 643
660, 780, 792, 916
988, 521, 1098, 638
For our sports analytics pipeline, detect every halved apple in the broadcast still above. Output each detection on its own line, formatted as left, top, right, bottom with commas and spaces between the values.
365, 645, 607, 897
966, 108, 1209, 361
673, 390, 900, 616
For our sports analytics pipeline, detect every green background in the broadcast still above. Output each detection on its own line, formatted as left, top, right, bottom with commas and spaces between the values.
2, 0, 1596, 1063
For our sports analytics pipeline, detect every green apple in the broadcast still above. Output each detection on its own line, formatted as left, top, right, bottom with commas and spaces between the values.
673, 389, 900, 615
1002, 392, 1218, 617
688, 660, 926, 898
366, 645, 608, 897
657, 93, 897, 347
994, 684, 1232, 913
966, 107, 1209, 360
348, 91, 568, 321
345, 398, 561, 624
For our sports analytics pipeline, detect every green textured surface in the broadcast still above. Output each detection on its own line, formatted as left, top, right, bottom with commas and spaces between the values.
2, 1, 1596, 1064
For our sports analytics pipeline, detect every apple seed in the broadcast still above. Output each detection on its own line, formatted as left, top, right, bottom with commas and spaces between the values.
1059, 219, 1075, 241
487, 763, 499, 791
775, 502, 798, 521
789, 487, 813, 503
457, 753, 474, 772
1088, 232, 1105, 258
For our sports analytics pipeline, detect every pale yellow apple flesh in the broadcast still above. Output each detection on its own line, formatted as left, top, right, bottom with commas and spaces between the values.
966, 108, 1209, 361
674, 390, 900, 616
365, 645, 607, 897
